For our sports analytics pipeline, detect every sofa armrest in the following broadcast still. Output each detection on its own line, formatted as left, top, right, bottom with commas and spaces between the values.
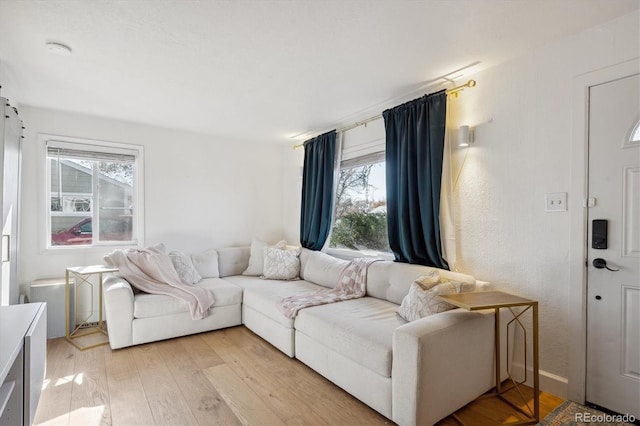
392, 309, 495, 426
103, 276, 135, 349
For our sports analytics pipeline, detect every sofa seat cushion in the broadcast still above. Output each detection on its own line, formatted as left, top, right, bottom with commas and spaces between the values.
223, 276, 326, 328
133, 278, 242, 319
295, 297, 404, 378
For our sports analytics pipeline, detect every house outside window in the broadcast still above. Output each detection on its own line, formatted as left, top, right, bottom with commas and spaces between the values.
328, 120, 391, 257
44, 136, 144, 248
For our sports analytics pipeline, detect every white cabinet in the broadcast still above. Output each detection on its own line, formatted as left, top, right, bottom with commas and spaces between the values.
28, 279, 73, 338
0, 97, 23, 306
0, 303, 47, 426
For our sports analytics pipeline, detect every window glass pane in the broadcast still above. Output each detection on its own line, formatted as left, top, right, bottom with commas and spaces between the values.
330, 160, 391, 253
97, 161, 134, 243
50, 157, 93, 246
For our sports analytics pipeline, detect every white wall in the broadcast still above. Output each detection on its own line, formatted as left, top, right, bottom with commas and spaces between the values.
281, 145, 304, 244
19, 106, 285, 285
281, 11, 639, 397
0, 59, 21, 106
451, 11, 638, 396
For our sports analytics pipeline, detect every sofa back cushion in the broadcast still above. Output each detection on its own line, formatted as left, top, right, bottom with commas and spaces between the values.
299, 248, 311, 279
366, 261, 476, 305
217, 246, 250, 277
191, 248, 220, 278
301, 250, 350, 288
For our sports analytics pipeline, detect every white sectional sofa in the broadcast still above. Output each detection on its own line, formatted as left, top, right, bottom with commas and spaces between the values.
103, 245, 498, 425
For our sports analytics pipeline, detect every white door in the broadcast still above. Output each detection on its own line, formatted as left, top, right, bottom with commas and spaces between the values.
586, 73, 640, 417
1, 102, 21, 305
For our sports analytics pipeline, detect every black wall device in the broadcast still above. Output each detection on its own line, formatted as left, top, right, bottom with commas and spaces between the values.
592, 219, 608, 249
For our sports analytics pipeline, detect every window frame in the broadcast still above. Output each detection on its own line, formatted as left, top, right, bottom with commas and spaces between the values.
40, 134, 145, 252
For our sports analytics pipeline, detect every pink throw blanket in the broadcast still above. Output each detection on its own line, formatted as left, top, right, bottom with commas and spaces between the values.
277, 258, 378, 319
104, 246, 215, 320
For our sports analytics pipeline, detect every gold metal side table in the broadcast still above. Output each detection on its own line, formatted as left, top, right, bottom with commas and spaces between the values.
439, 290, 539, 425
65, 265, 118, 350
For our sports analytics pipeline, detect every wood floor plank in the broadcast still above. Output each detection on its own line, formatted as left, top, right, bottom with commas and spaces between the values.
34, 338, 76, 425
203, 364, 285, 425
435, 382, 565, 425
243, 337, 389, 425
68, 344, 111, 426
103, 345, 155, 426
205, 328, 389, 426
178, 333, 225, 370
156, 338, 241, 425
211, 341, 329, 425
132, 343, 198, 425
221, 325, 260, 348
199, 325, 253, 350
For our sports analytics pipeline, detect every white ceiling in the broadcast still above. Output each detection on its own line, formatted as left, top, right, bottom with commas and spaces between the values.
0, 0, 638, 144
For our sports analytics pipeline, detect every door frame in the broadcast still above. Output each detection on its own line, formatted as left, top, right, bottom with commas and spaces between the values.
568, 57, 640, 403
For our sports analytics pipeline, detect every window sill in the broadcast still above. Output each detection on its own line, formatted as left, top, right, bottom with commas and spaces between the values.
42, 241, 142, 255
325, 247, 394, 262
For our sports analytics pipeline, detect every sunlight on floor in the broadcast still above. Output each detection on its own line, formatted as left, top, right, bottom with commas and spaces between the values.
53, 373, 83, 387
36, 405, 105, 426
504, 414, 524, 423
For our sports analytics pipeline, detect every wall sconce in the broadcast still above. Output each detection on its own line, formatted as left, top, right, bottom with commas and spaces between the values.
458, 125, 474, 147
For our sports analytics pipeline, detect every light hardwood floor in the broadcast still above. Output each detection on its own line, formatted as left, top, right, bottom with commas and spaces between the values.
35, 326, 563, 425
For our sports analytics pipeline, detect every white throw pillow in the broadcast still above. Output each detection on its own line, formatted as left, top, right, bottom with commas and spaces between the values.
242, 238, 286, 276
397, 277, 461, 322
169, 251, 202, 285
191, 248, 220, 278
262, 247, 300, 280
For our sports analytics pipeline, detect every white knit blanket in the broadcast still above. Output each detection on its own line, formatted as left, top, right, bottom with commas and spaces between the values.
104, 246, 215, 320
277, 257, 378, 319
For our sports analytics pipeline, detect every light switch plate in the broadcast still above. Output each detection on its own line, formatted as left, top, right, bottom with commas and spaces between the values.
545, 192, 567, 212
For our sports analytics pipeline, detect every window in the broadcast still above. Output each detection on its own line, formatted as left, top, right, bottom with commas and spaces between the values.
44, 136, 144, 248
329, 154, 390, 254
328, 120, 391, 256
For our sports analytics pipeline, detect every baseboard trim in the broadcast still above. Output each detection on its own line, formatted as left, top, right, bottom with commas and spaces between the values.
511, 362, 568, 399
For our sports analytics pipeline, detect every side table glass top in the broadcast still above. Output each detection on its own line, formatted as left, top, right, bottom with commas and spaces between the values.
66, 265, 119, 275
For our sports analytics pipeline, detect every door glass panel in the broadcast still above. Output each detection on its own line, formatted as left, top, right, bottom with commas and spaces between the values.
631, 120, 640, 143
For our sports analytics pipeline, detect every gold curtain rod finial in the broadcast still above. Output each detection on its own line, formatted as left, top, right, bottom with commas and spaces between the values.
446, 79, 478, 97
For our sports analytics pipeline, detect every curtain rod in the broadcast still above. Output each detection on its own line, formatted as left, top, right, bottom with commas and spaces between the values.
292, 79, 477, 150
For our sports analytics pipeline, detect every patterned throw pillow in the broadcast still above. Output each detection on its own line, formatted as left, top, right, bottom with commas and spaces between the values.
262, 247, 300, 280
169, 250, 202, 284
397, 279, 460, 322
